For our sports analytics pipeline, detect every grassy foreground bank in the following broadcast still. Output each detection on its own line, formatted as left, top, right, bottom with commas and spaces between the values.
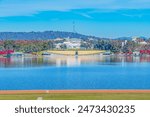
40, 50, 105, 56
0, 93, 150, 100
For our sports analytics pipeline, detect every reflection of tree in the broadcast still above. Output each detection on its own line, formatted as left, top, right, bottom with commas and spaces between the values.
0, 56, 150, 68
140, 56, 150, 62
0, 58, 11, 67
35, 57, 44, 64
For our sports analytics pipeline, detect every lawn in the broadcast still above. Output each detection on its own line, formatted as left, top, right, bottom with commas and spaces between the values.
45, 50, 105, 56
0, 93, 150, 100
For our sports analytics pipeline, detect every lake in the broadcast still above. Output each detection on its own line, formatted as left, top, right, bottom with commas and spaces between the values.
0, 55, 150, 90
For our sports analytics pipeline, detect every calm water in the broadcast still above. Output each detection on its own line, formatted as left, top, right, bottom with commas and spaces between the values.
0, 55, 150, 90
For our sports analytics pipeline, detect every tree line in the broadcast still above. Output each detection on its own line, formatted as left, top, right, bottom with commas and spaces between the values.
0, 39, 150, 53
0, 40, 54, 53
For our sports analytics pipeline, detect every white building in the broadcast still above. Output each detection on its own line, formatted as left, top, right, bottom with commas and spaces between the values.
132, 37, 138, 42
55, 43, 62, 49
132, 37, 147, 45
121, 40, 128, 48
133, 51, 140, 56
54, 38, 81, 49
139, 41, 147, 45
63, 38, 81, 49
54, 38, 64, 41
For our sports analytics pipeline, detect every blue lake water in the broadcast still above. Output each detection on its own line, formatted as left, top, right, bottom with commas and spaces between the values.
0, 55, 150, 90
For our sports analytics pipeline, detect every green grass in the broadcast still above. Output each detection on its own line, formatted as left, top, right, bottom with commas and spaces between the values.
0, 93, 150, 100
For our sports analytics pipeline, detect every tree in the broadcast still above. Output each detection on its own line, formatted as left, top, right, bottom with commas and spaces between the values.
4, 40, 15, 50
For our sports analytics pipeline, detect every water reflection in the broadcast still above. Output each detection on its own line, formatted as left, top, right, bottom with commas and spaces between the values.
0, 55, 150, 68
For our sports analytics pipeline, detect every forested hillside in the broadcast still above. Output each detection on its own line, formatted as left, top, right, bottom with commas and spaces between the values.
0, 31, 99, 40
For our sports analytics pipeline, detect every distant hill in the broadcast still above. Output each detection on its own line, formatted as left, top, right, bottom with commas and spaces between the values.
0, 31, 100, 40
115, 37, 132, 40
115, 36, 149, 40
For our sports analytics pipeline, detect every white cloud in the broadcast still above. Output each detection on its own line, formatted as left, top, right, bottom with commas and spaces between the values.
78, 13, 93, 19
121, 14, 143, 18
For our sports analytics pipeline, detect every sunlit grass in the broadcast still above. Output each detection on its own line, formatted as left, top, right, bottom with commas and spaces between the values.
46, 50, 105, 56
0, 93, 150, 100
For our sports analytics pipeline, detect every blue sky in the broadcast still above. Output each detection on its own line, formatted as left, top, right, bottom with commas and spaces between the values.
0, 0, 150, 38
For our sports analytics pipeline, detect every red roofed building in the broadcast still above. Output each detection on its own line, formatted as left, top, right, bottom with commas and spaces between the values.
0, 50, 14, 55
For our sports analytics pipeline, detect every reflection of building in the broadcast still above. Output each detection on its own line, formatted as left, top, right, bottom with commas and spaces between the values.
55, 56, 81, 67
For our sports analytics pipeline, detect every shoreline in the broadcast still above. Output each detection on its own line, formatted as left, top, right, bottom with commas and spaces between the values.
1, 90, 150, 95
